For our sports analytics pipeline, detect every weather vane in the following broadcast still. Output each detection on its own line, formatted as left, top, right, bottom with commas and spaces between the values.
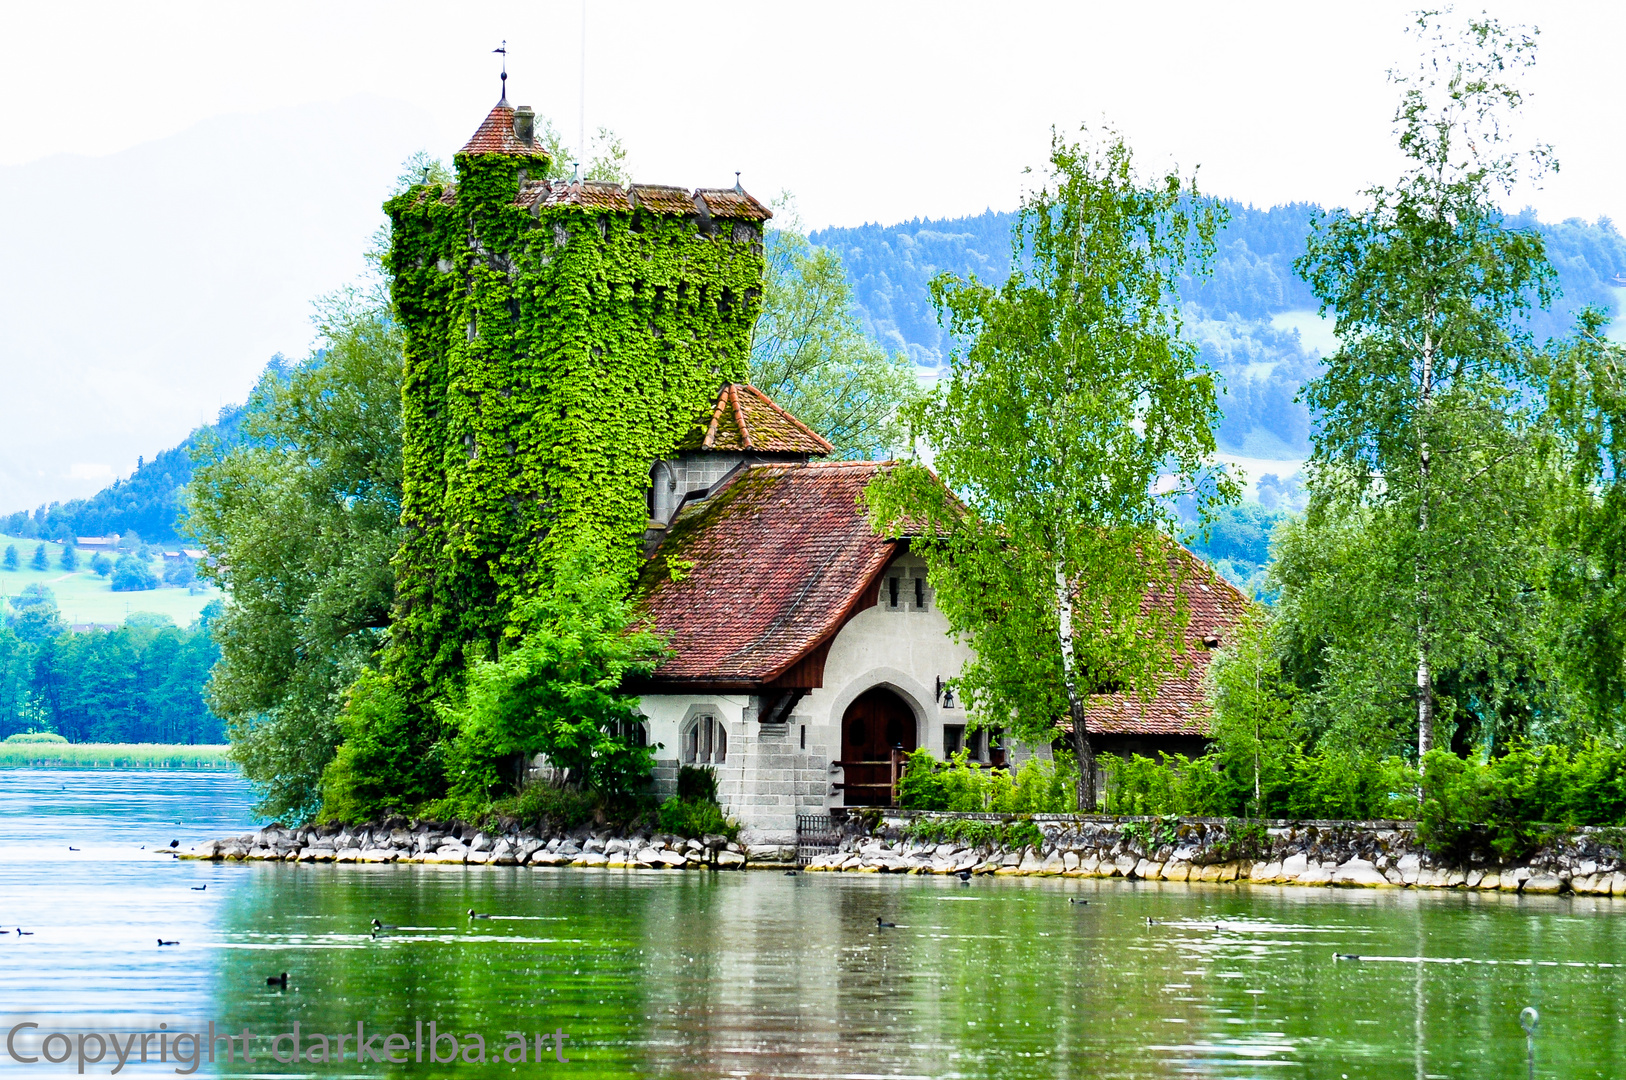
494, 41, 508, 105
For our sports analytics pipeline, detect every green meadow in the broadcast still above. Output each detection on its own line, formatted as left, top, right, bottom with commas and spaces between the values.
0, 741, 234, 768
0, 534, 220, 626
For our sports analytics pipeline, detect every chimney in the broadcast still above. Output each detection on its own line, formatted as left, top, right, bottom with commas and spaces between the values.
512, 106, 536, 146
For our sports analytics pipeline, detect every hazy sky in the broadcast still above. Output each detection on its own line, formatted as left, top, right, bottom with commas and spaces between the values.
1, 1, 1622, 511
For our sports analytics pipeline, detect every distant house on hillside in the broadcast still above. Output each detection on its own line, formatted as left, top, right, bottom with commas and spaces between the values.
75, 536, 119, 552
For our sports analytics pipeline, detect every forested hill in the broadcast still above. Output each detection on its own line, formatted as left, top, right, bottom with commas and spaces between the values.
812, 202, 1626, 459
0, 398, 248, 545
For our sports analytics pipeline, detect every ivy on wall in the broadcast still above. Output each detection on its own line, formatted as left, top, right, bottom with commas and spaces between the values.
376, 138, 765, 784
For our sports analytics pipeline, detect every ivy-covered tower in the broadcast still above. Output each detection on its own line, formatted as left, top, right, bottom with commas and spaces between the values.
383, 98, 770, 709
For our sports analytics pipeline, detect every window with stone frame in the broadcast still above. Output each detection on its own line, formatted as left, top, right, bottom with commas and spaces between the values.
617, 718, 649, 748
681, 714, 727, 765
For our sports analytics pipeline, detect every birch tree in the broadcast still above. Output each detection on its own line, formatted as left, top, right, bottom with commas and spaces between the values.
1294, 12, 1555, 763
867, 129, 1234, 810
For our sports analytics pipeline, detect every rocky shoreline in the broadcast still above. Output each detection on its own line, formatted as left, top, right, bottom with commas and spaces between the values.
183, 812, 1626, 896
180, 820, 794, 869
800, 813, 1626, 896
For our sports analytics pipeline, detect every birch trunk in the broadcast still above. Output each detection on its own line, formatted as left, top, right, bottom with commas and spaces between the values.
1055, 561, 1097, 810
1416, 326, 1435, 765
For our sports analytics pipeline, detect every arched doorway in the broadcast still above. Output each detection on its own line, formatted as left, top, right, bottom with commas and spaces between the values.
839, 687, 918, 806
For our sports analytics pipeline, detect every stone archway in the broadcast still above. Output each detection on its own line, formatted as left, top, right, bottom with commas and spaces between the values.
839, 687, 918, 806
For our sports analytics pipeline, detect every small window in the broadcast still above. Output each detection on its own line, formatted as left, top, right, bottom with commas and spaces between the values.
888, 577, 900, 609
800, 724, 806, 750
966, 728, 986, 763
944, 724, 965, 756
682, 715, 727, 765
914, 577, 926, 610
617, 719, 649, 748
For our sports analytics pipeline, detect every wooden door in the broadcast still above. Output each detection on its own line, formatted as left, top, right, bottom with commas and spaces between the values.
840, 688, 917, 806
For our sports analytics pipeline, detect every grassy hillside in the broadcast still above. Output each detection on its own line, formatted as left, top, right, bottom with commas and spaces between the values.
0, 536, 220, 626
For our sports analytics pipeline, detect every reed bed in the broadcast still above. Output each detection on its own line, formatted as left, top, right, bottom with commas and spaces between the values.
0, 743, 235, 769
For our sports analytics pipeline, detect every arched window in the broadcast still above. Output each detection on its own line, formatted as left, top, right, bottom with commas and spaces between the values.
617, 718, 649, 748
682, 714, 727, 765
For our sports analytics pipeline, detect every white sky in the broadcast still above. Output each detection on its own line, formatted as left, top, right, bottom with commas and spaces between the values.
0, 1, 1622, 511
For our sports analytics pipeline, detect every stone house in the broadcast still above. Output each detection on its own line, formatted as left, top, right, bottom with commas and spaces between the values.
630, 383, 1250, 843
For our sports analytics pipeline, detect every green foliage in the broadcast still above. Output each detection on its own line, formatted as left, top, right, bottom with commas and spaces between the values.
0, 608, 221, 743
1535, 309, 1626, 735
1, 545, 15, 572
489, 783, 603, 833
317, 672, 426, 823
187, 285, 404, 824
1292, 12, 1556, 761
429, 542, 669, 814
382, 134, 764, 771
163, 557, 195, 587
1120, 815, 1180, 851
656, 795, 738, 841
897, 748, 1079, 814
867, 126, 1238, 808
4, 731, 67, 743
750, 215, 919, 459
110, 554, 159, 592
1101, 749, 1419, 822
901, 814, 1042, 851
28, 544, 47, 572
676, 764, 719, 803
1417, 743, 1626, 862
58, 545, 77, 572
89, 552, 111, 577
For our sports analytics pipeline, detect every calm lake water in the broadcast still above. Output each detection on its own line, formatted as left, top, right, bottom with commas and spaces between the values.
3, 769, 1626, 1078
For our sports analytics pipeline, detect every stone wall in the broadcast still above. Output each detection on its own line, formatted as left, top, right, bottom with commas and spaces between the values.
800, 812, 1626, 896
180, 818, 796, 870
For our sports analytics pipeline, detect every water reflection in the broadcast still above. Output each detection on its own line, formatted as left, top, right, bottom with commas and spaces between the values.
2, 770, 1625, 1077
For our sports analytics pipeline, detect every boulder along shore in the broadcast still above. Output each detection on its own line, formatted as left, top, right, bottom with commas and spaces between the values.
181, 813, 1626, 896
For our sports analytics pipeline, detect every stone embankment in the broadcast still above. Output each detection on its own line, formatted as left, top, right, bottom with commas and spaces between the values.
803, 813, 1626, 896
180, 820, 794, 869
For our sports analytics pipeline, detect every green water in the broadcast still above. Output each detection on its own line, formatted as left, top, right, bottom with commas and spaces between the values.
4, 770, 1626, 1077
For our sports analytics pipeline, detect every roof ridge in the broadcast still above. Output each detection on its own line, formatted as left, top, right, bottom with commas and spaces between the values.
730, 384, 750, 447
738, 383, 836, 454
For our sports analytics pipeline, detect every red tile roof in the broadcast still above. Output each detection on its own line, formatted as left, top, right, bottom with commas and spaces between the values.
678, 384, 834, 456
695, 188, 773, 221
629, 184, 698, 215
1080, 552, 1252, 737
635, 461, 897, 688
459, 104, 551, 158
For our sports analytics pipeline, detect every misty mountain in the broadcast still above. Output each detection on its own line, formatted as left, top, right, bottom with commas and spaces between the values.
813, 202, 1626, 458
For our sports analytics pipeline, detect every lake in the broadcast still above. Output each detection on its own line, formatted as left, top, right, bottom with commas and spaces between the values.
2, 768, 1625, 1077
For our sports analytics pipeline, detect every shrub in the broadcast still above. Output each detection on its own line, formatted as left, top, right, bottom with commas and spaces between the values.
897, 748, 1078, 813
490, 784, 604, 832
656, 795, 738, 840
110, 554, 159, 592
676, 765, 719, 803
318, 672, 435, 823
163, 558, 195, 587
3, 732, 68, 744
90, 552, 112, 577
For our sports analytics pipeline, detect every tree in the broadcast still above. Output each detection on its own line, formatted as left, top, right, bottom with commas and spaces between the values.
867, 128, 1235, 810
2, 546, 16, 572
1293, 12, 1556, 761
1205, 607, 1298, 813
187, 284, 404, 823
110, 555, 159, 592
59, 544, 77, 572
751, 214, 920, 459
6, 584, 64, 644
1536, 309, 1626, 736
163, 557, 195, 588
29, 544, 47, 572
89, 552, 112, 577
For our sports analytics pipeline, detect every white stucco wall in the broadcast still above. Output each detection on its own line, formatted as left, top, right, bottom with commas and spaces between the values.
636, 552, 974, 842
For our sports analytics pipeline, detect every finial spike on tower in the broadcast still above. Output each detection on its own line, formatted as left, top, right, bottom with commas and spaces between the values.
734, 171, 743, 194
493, 41, 509, 105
